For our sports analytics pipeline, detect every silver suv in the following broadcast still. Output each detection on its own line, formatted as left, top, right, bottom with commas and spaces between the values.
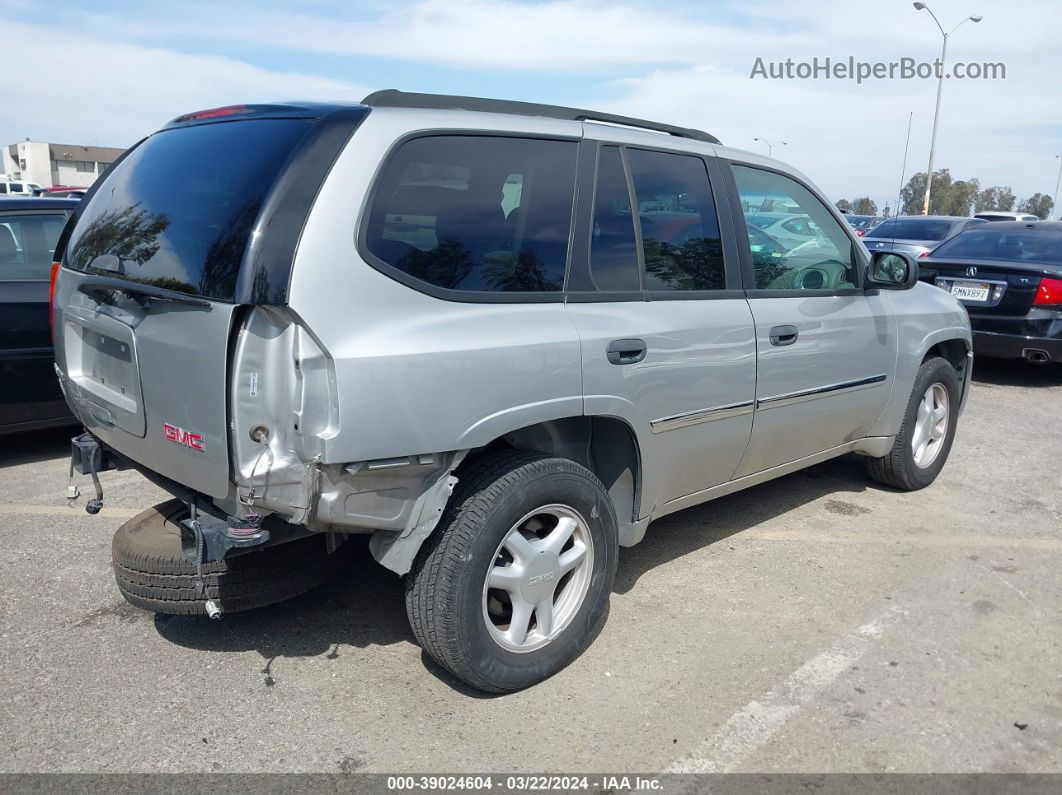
52, 91, 973, 692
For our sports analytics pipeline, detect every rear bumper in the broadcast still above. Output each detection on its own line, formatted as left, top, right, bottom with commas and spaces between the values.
969, 310, 1062, 362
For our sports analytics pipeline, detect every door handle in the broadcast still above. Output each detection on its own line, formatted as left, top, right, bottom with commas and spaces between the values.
606, 338, 647, 365
769, 325, 799, 347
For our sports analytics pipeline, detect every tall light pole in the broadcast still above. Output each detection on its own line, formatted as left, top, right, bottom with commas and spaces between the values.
1053, 155, 1062, 220
753, 137, 787, 157
913, 2, 982, 215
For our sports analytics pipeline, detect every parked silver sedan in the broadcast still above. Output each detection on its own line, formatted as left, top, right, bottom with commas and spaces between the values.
863, 215, 987, 258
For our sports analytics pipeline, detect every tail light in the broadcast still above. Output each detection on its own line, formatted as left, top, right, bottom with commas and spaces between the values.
1033, 277, 1062, 308
856, 229, 865, 237
48, 261, 60, 339
918, 251, 930, 258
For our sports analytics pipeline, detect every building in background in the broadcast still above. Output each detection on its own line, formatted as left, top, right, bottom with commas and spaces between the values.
2, 139, 125, 189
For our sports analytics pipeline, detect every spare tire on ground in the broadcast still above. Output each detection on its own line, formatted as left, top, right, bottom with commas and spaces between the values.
112, 499, 355, 616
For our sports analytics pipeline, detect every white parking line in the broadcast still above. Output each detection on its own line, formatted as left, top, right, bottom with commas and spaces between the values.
742, 528, 1062, 551
666, 606, 906, 774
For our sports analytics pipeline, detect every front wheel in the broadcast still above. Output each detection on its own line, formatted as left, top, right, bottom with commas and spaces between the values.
866, 356, 961, 490
405, 450, 618, 693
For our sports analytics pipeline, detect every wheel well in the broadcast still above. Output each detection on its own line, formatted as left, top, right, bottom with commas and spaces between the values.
925, 339, 969, 377
459, 416, 642, 529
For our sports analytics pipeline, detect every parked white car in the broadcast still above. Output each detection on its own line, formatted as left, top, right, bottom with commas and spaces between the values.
0, 179, 44, 197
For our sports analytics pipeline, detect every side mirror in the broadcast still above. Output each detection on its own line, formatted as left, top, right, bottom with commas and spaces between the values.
866, 250, 918, 290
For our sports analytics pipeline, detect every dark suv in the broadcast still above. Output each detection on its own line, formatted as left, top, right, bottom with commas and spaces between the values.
1, 197, 79, 433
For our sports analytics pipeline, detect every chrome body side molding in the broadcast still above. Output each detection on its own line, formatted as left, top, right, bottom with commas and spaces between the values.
649, 400, 755, 434
756, 374, 888, 411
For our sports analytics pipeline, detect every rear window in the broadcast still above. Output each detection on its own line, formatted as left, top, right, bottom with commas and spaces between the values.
364, 135, 577, 294
0, 213, 68, 280
931, 228, 1062, 265
867, 218, 953, 241
65, 119, 312, 300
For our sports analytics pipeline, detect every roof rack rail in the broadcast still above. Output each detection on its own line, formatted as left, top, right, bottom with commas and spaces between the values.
361, 90, 720, 145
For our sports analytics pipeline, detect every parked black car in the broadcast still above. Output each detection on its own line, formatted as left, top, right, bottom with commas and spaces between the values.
863, 215, 986, 257
1, 198, 79, 433
919, 221, 1062, 364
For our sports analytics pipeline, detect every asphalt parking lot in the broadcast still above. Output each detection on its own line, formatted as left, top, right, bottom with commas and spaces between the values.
1, 359, 1059, 775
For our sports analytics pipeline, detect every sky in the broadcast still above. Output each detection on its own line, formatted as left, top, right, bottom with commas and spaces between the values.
3, 0, 1060, 211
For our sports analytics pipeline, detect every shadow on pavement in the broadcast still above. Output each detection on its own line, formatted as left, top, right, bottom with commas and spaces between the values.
0, 426, 75, 470
615, 454, 873, 594
972, 357, 1062, 388
154, 539, 413, 683
153, 454, 878, 693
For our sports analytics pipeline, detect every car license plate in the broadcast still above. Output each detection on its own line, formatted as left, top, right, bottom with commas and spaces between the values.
950, 280, 991, 302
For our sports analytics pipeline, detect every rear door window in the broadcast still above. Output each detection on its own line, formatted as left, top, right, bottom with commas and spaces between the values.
627, 149, 726, 291
364, 135, 577, 294
0, 214, 69, 280
65, 119, 313, 301
590, 146, 640, 291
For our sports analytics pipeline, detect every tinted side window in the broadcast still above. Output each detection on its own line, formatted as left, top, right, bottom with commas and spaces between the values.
731, 165, 856, 291
628, 149, 725, 291
365, 136, 577, 293
0, 214, 68, 281
590, 146, 640, 291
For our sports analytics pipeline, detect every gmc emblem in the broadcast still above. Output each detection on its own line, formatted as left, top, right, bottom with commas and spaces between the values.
163, 423, 205, 451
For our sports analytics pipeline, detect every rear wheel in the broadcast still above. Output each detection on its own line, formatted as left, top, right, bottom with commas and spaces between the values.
866, 356, 961, 490
405, 450, 618, 693
113, 500, 354, 615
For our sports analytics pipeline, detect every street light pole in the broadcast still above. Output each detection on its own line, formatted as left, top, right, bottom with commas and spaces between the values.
752, 137, 787, 158
1053, 155, 1062, 220
913, 3, 982, 215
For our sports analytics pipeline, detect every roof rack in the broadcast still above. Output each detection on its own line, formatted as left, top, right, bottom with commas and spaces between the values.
361, 90, 720, 145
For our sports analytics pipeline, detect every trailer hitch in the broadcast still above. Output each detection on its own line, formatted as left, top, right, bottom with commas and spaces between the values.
68, 433, 114, 514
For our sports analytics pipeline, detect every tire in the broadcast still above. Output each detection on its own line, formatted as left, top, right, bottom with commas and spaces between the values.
405, 450, 619, 693
866, 356, 961, 491
113, 499, 354, 616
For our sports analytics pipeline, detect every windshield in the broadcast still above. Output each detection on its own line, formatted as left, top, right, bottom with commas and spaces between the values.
867, 218, 953, 241
931, 228, 1062, 265
65, 119, 312, 301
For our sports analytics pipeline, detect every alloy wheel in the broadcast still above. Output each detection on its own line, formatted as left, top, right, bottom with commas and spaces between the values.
482, 504, 594, 653
911, 383, 949, 469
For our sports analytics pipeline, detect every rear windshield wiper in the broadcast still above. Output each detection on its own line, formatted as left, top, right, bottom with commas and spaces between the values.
77, 274, 211, 308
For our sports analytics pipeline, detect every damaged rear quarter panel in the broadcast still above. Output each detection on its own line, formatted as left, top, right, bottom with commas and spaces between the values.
233, 113, 585, 571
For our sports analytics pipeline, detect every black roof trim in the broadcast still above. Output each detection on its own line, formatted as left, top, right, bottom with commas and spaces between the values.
362, 89, 720, 145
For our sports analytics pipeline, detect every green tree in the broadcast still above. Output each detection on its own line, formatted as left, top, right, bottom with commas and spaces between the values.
942, 178, 979, 216
974, 185, 1016, 212
901, 169, 981, 216
851, 197, 878, 215
1018, 193, 1054, 219
900, 170, 936, 214
835, 198, 851, 212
